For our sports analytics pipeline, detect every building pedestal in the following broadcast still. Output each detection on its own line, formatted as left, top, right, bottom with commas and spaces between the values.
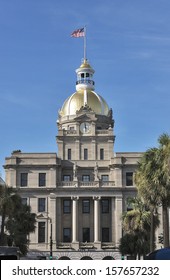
94, 241, 101, 249
72, 242, 79, 250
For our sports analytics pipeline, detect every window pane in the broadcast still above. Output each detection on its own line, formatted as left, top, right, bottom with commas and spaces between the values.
82, 175, 90, 182
68, 149, 71, 160
63, 200, 71, 213
83, 228, 90, 242
39, 173, 46, 187
101, 199, 109, 213
38, 198, 46, 212
63, 228, 71, 242
20, 173, 28, 187
63, 175, 71, 181
101, 175, 109, 181
82, 199, 90, 213
100, 149, 104, 160
84, 149, 88, 160
38, 222, 45, 243
126, 172, 133, 186
102, 228, 109, 242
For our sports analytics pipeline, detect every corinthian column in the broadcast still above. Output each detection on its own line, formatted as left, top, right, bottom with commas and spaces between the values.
93, 196, 101, 248
71, 196, 79, 249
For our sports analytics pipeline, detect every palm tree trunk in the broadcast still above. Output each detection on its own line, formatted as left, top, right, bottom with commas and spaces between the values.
150, 209, 155, 252
162, 203, 169, 247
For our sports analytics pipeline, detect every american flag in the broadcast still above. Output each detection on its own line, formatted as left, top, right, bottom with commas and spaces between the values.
71, 28, 85, 37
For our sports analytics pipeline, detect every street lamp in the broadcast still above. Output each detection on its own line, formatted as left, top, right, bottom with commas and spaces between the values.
49, 222, 53, 259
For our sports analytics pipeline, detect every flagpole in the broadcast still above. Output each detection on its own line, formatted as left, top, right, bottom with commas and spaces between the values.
84, 26, 86, 61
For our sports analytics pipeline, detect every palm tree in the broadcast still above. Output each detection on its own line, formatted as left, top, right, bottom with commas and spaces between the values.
134, 133, 170, 248
157, 133, 170, 247
121, 197, 155, 259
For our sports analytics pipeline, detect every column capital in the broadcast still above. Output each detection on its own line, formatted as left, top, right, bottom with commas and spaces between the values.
93, 196, 101, 200
71, 196, 79, 200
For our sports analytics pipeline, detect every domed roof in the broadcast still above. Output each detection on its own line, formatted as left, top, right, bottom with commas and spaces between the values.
60, 89, 109, 116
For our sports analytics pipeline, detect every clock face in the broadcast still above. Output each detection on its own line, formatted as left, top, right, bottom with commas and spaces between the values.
80, 122, 91, 133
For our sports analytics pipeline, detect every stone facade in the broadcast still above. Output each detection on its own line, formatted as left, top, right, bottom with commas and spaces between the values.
3, 58, 165, 259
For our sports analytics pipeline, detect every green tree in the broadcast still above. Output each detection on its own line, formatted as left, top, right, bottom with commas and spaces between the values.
0, 183, 36, 255
135, 133, 170, 248
0, 184, 16, 245
121, 197, 159, 258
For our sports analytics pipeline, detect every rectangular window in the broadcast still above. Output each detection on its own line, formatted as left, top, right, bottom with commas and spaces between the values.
38, 198, 46, 212
39, 173, 46, 187
63, 199, 71, 213
63, 228, 71, 242
20, 173, 28, 187
83, 228, 90, 242
21, 198, 27, 205
84, 148, 88, 160
100, 148, 104, 160
101, 199, 109, 213
126, 172, 133, 186
82, 199, 90, 213
101, 175, 109, 181
102, 228, 110, 242
68, 149, 71, 160
82, 175, 90, 182
38, 222, 45, 243
63, 175, 71, 181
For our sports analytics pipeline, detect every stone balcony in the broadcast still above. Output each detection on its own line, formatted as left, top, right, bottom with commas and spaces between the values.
56, 242, 116, 250
57, 181, 115, 188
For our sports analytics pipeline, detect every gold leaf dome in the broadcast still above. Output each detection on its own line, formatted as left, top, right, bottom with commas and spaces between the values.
60, 89, 109, 116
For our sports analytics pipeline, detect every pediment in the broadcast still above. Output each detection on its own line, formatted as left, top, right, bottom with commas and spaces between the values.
74, 113, 97, 122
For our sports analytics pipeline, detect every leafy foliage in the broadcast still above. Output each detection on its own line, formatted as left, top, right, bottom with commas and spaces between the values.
134, 133, 170, 247
0, 183, 36, 255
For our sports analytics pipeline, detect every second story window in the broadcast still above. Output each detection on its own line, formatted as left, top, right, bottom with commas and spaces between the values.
82, 175, 90, 182
101, 199, 109, 213
126, 172, 133, 186
100, 148, 104, 160
63, 199, 71, 213
63, 175, 71, 181
63, 228, 71, 242
101, 175, 109, 181
20, 173, 28, 187
83, 228, 90, 242
39, 173, 46, 187
82, 199, 90, 213
68, 149, 71, 160
38, 198, 46, 212
102, 228, 110, 242
84, 148, 88, 160
38, 222, 45, 243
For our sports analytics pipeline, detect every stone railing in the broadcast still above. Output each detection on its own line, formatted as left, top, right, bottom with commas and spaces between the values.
79, 242, 94, 249
101, 242, 116, 249
99, 181, 115, 187
57, 242, 72, 249
57, 181, 115, 188
79, 181, 99, 187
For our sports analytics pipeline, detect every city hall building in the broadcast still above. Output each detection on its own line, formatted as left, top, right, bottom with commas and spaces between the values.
4, 57, 161, 259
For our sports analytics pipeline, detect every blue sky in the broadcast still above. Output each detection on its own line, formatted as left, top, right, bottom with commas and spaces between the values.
0, 0, 170, 179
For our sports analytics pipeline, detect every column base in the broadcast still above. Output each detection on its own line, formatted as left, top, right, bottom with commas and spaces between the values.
72, 241, 79, 250
94, 241, 101, 249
